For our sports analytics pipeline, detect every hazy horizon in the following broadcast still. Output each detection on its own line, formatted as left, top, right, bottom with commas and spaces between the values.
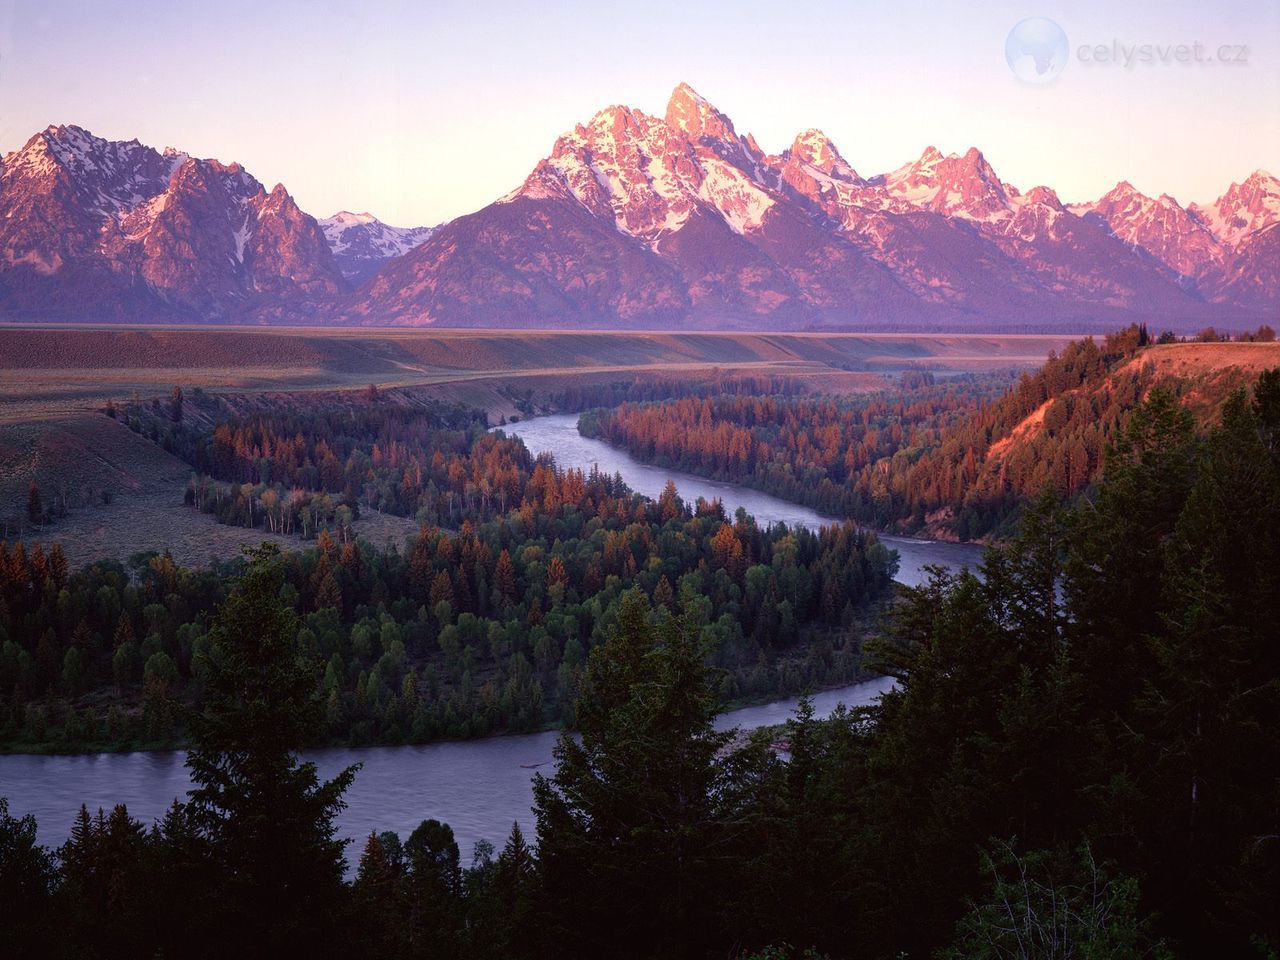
1, 0, 1276, 227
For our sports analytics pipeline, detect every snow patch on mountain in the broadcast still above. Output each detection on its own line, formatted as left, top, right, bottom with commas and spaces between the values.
1190, 170, 1280, 245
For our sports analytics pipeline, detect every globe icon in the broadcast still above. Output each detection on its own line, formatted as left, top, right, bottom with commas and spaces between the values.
1005, 17, 1069, 84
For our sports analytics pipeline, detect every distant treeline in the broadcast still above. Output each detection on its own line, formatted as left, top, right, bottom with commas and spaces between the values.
118, 397, 543, 534
580, 369, 1012, 536
544, 370, 815, 413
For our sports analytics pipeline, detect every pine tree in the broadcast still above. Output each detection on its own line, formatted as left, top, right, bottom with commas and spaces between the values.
494, 549, 517, 603
185, 542, 359, 956
47, 543, 68, 589
1065, 386, 1196, 714
533, 589, 732, 957
0, 797, 58, 958
405, 819, 463, 957
352, 831, 410, 957
1135, 389, 1280, 950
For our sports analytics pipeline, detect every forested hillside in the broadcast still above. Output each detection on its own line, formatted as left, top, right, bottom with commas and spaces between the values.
584, 326, 1280, 538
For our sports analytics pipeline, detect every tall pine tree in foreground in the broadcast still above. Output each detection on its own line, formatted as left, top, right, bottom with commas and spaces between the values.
533, 588, 736, 959
186, 542, 359, 956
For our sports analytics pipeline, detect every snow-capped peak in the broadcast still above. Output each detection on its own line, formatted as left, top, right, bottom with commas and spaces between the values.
786, 129, 860, 182
1070, 179, 1222, 279
1, 123, 193, 218
326, 210, 379, 227
665, 82, 736, 142
1191, 169, 1280, 244
319, 211, 436, 279
884, 145, 1011, 221
1022, 185, 1063, 210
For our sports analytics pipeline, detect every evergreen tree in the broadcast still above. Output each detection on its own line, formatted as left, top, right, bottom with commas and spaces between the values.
185, 542, 359, 956
405, 818, 463, 957
57, 803, 151, 957
1065, 386, 1196, 716
1133, 390, 1280, 951
352, 831, 410, 957
490, 821, 538, 959
533, 588, 732, 958
0, 797, 58, 959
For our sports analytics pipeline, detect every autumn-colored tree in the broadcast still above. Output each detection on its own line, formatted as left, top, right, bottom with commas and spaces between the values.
494, 549, 517, 602
430, 570, 454, 607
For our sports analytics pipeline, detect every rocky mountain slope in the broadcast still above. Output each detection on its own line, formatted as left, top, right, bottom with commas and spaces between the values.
319, 211, 435, 284
0, 125, 342, 322
2, 94, 1276, 330
346, 84, 1279, 330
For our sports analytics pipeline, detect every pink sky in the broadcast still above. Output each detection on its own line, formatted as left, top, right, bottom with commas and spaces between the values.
0, 0, 1275, 226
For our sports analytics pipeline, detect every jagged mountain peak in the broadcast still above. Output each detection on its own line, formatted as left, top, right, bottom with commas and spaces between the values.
1107, 179, 1140, 197
327, 210, 379, 225
1074, 178, 1221, 282
0, 123, 341, 320
1088, 180, 1155, 212
1192, 168, 1280, 244
889, 145, 980, 181
1022, 185, 1063, 209
38, 123, 100, 146
2, 99, 1276, 329
665, 82, 736, 142
785, 129, 859, 180
319, 210, 436, 283
1243, 168, 1278, 188
917, 145, 944, 166
953, 147, 1001, 182
505, 85, 776, 242
884, 144, 1010, 220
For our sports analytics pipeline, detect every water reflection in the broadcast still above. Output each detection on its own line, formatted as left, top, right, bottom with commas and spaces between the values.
499, 414, 984, 589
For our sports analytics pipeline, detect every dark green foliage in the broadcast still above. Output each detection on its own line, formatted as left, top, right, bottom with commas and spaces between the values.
533, 589, 736, 958
185, 543, 358, 956
0, 796, 58, 958
1064, 386, 1197, 714
57, 803, 153, 956
2, 452, 895, 752
153, 397, 529, 529
940, 841, 1171, 960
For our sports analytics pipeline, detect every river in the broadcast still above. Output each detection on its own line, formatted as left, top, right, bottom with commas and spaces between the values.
0, 677, 897, 868
0, 415, 981, 863
501, 413, 983, 589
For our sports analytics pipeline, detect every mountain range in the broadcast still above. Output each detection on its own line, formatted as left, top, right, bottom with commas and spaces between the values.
1, 84, 1276, 330
319, 212, 436, 285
